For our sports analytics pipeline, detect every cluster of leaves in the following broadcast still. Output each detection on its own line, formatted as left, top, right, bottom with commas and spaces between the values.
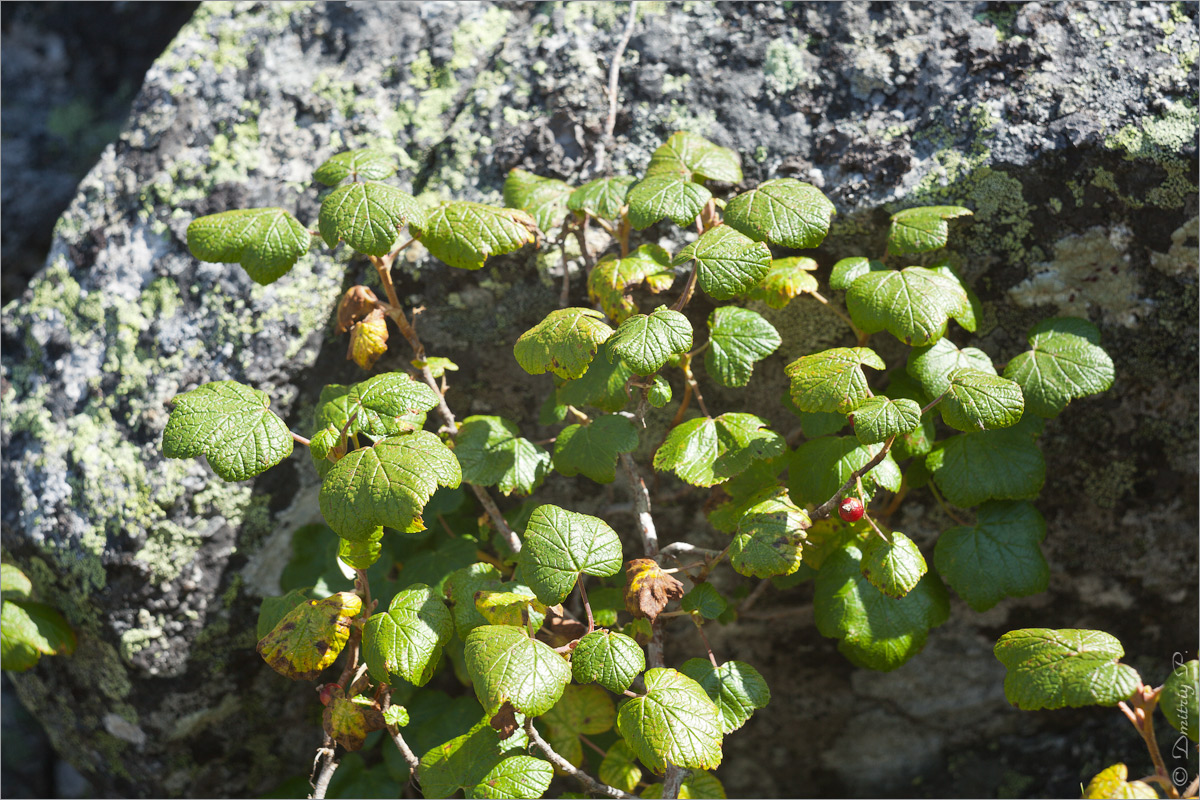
0, 563, 76, 672
995, 628, 1198, 798
164, 132, 1118, 799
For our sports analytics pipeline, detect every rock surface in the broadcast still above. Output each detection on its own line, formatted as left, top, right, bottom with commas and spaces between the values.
1, 2, 1196, 797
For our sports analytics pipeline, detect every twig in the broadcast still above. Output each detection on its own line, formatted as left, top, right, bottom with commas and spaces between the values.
595, 1, 639, 176
470, 484, 522, 555
558, 225, 573, 307
525, 719, 636, 799
381, 692, 421, 784
291, 432, 311, 447
811, 437, 895, 521
920, 388, 948, 416
620, 453, 658, 557
578, 577, 595, 633
809, 289, 862, 340
670, 262, 699, 312
657, 541, 722, 561
927, 480, 971, 527
738, 579, 772, 614
309, 738, 339, 800
693, 618, 719, 668
662, 767, 689, 800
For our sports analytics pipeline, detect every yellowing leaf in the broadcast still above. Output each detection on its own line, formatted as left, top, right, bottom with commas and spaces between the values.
347, 308, 389, 370
256, 592, 362, 681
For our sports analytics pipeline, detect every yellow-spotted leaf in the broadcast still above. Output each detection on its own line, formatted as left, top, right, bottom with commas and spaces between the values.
256, 592, 362, 681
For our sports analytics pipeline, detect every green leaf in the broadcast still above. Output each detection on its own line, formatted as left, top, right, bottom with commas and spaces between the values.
1162, 659, 1199, 742
503, 168, 574, 234
541, 685, 617, 766
681, 583, 728, 619
514, 308, 614, 381
319, 431, 462, 541
849, 396, 922, 445
883, 372, 935, 461
1003, 317, 1115, 418
814, 543, 950, 671
926, 428, 1045, 507
571, 631, 646, 694
412, 202, 539, 269
616, 668, 724, 773
748, 257, 819, 308
567, 176, 636, 220
256, 589, 312, 641
646, 131, 743, 183
553, 414, 639, 484
846, 266, 973, 346
419, 716, 529, 799
993, 628, 1141, 710
934, 501, 1048, 611
649, 375, 672, 408
731, 491, 811, 579
1, 564, 32, 601
313, 148, 396, 186
415, 356, 459, 379
338, 528, 384, 570
704, 307, 780, 388
363, 584, 454, 688
256, 592, 362, 680
787, 436, 901, 506
186, 208, 311, 285
318, 181, 424, 256
383, 705, 409, 728
599, 741, 643, 794
454, 416, 551, 497
1082, 764, 1159, 799
785, 347, 886, 414
829, 257, 887, 291
673, 225, 772, 302
464, 625, 571, 716
886, 206, 973, 255
627, 176, 712, 230
163, 381, 293, 482
474, 589, 548, 633
315, 373, 439, 439
608, 306, 693, 375
555, 340, 634, 413
0, 599, 76, 672
445, 563, 504, 639
473, 755, 553, 799
906, 338, 996, 400
793, 408, 847, 439
723, 178, 836, 249
588, 244, 675, 324
518, 505, 623, 606
639, 772, 727, 799
939, 369, 1024, 432
654, 413, 784, 487
679, 659, 770, 734
860, 532, 927, 599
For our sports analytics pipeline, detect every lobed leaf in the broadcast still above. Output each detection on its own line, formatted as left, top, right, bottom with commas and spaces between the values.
313, 148, 396, 186
256, 592, 362, 681
413, 202, 538, 270
906, 338, 996, 400
785, 347, 886, 415
473, 754, 553, 799
503, 168, 574, 234
568, 176, 637, 220
730, 491, 810, 579
315, 373, 438, 439
1161, 659, 1199, 742
1003, 317, 1115, 418
939, 369, 1024, 432
748, 257, 819, 308
886, 206, 973, 255
318, 182, 424, 256
608, 306, 693, 375
681, 583, 728, 620
518, 505, 623, 606
723, 178, 836, 249
454, 416, 551, 497
848, 395, 922, 445
679, 659, 771, 734
572, 631, 646, 694
599, 741, 643, 794
555, 340, 635, 413
926, 428, 1044, 508
673, 225, 772, 301
187, 207, 311, 285
464, 625, 571, 717
419, 716, 530, 799
1, 564, 32, 601
829, 257, 887, 291
787, 436, 902, 506
337, 528, 383, 570
993, 628, 1141, 710
646, 131, 743, 183
445, 563, 504, 639
627, 176, 712, 230
553, 414, 639, 484
705, 306, 781, 388
323, 692, 386, 751
163, 381, 293, 482
654, 413, 785, 487
474, 589, 548, 634
0, 600, 76, 672
845, 266, 974, 346
588, 244, 675, 324
514, 308, 613, 381
814, 543, 950, 671
860, 532, 927, 599
363, 584, 454, 687
934, 501, 1048, 611
616, 668, 724, 773
1082, 764, 1158, 800
318, 431, 462, 541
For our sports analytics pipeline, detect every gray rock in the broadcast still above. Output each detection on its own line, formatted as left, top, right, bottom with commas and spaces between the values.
1, 2, 1196, 797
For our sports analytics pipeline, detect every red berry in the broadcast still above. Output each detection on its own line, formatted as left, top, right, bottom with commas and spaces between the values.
318, 683, 338, 706
838, 497, 864, 522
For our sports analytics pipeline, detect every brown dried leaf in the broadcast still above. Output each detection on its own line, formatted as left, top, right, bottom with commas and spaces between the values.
537, 605, 588, 648
348, 308, 389, 370
489, 701, 520, 740
623, 558, 684, 622
336, 285, 381, 334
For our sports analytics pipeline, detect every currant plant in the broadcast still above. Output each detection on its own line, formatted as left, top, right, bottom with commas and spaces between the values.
163, 128, 1117, 799
994, 629, 1198, 799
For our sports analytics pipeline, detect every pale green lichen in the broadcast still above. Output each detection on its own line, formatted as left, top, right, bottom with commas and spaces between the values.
1150, 216, 1199, 277
764, 38, 811, 94
1103, 101, 1199, 209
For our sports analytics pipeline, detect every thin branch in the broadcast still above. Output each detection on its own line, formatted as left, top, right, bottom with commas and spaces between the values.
620, 453, 659, 557
291, 432, 311, 447
693, 618, 719, 668
597, 0, 639, 175
927, 480, 971, 527
657, 541, 722, 561
738, 579, 772, 614
525, 719, 636, 799
811, 436, 896, 521
920, 388, 949, 416
470, 484, 522, 554
381, 692, 421, 784
809, 289, 862, 340
309, 739, 339, 800
670, 261, 699, 312
662, 767, 689, 800
578, 577, 595, 633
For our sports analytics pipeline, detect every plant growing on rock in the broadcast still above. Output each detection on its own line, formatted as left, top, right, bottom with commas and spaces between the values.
162, 124, 1117, 798
995, 629, 1198, 799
